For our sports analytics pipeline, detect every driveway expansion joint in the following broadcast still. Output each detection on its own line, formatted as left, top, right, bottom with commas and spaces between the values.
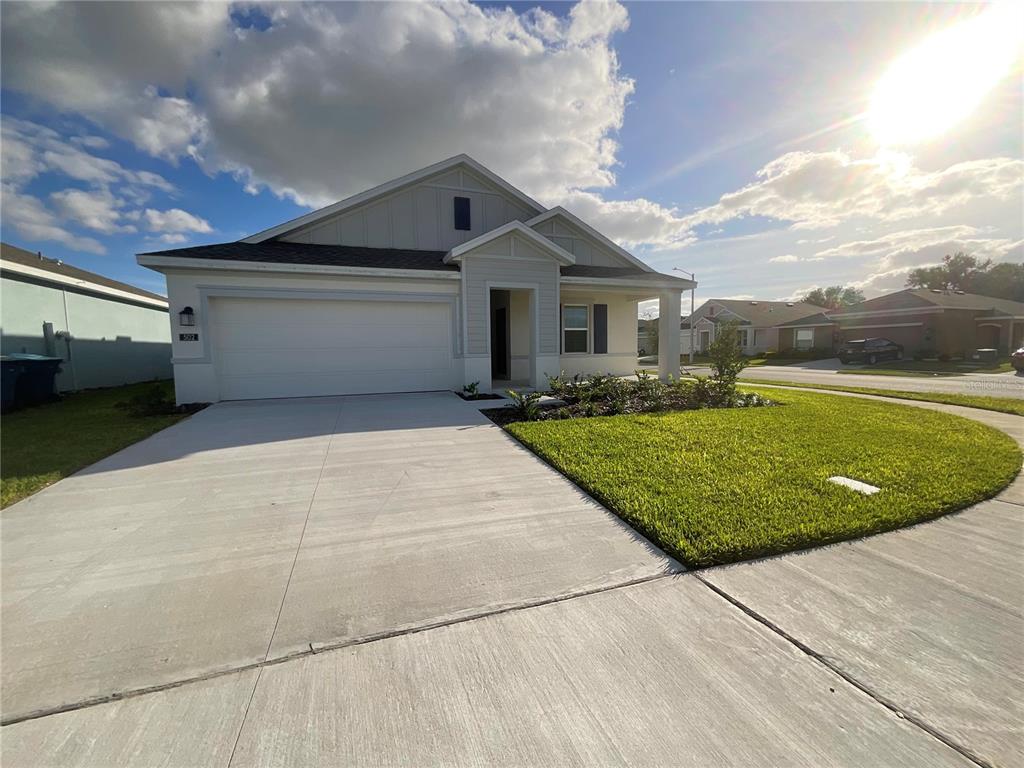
694, 573, 995, 768
0, 568, 681, 728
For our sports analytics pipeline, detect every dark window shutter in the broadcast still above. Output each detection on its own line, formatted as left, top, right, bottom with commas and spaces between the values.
594, 304, 608, 354
453, 197, 471, 230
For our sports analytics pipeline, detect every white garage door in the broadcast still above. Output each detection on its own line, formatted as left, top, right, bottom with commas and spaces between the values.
211, 296, 455, 400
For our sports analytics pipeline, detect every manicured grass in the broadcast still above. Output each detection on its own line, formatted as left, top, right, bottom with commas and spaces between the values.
506, 388, 1020, 568
1, 381, 186, 508
836, 360, 1013, 377
739, 378, 1024, 416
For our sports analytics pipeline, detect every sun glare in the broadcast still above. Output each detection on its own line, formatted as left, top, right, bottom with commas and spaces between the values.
868, 2, 1024, 146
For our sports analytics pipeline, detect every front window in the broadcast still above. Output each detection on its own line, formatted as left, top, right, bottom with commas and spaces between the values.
795, 328, 814, 350
563, 305, 589, 353
738, 329, 749, 348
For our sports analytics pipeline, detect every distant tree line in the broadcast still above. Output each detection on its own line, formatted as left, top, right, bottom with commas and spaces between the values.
800, 285, 865, 310
905, 252, 1024, 302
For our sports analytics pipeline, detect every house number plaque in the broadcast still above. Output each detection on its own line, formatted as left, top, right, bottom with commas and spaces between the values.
179, 333, 199, 342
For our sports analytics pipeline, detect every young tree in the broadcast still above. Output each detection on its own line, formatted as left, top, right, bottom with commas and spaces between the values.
801, 285, 865, 310
707, 320, 747, 392
905, 252, 991, 292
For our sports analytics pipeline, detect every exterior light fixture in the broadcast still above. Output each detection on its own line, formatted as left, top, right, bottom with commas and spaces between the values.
179, 306, 196, 326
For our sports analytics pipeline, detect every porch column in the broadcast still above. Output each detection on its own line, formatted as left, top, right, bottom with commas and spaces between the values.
658, 290, 682, 381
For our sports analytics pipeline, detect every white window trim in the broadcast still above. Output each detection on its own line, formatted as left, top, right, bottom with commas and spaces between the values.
562, 303, 590, 355
794, 328, 815, 350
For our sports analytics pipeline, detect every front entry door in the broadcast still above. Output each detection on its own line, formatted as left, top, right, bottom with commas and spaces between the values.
491, 307, 508, 379
699, 330, 710, 353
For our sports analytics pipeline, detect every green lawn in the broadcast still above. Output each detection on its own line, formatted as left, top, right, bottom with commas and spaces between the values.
1, 381, 187, 508
739, 378, 1024, 416
506, 387, 1020, 568
835, 360, 1013, 377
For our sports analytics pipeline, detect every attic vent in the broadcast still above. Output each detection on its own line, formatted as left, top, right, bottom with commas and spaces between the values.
954, 290, 965, 295
786, 302, 794, 306
930, 289, 943, 293
749, 301, 758, 305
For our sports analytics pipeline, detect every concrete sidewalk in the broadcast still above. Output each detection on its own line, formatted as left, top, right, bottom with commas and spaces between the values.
2, 392, 1021, 766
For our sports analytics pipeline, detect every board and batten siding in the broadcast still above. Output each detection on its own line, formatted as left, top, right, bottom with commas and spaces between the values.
460, 234, 560, 357
531, 216, 632, 268
279, 167, 535, 252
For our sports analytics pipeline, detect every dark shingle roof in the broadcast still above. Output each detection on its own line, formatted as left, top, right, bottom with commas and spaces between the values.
141, 241, 688, 284
2, 242, 167, 302
839, 288, 1024, 316
691, 299, 830, 328
140, 241, 458, 271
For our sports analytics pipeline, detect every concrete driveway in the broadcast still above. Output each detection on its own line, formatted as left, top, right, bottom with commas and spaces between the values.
1, 392, 674, 723
3, 391, 1020, 766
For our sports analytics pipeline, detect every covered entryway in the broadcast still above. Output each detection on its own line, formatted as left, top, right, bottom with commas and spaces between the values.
210, 296, 455, 400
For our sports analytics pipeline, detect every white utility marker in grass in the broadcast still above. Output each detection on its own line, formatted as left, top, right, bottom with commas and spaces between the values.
829, 476, 881, 495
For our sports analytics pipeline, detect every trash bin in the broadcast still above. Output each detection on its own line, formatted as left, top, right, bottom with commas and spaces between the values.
1, 357, 28, 412
1, 353, 63, 411
975, 348, 998, 363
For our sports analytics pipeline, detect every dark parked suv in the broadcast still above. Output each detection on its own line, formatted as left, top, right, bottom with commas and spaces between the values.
838, 337, 904, 365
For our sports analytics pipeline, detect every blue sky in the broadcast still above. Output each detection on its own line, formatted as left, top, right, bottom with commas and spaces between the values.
2, 1, 1021, 311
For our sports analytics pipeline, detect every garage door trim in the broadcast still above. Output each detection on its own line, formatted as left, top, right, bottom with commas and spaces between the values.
175, 285, 461, 364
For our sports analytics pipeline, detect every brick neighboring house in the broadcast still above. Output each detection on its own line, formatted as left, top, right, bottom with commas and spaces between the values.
680, 299, 832, 355
830, 289, 1024, 356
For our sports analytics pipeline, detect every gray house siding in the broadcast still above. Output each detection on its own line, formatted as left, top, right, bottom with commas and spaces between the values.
460, 234, 560, 357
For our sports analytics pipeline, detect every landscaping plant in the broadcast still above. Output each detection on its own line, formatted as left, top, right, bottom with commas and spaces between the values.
505, 389, 543, 421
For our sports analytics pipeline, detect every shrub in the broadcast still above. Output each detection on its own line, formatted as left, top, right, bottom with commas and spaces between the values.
115, 385, 176, 417
707, 321, 748, 400
505, 389, 543, 421
463, 381, 480, 397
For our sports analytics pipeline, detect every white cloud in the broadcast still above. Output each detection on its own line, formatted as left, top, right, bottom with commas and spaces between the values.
50, 188, 136, 234
560, 190, 694, 249
143, 208, 212, 234
768, 254, 799, 263
1, 1, 636, 209
1, 185, 106, 254
683, 150, 1023, 231
0, 118, 211, 252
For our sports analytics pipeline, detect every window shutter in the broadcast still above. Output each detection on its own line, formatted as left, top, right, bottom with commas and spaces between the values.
453, 197, 471, 230
594, 304, 608, 354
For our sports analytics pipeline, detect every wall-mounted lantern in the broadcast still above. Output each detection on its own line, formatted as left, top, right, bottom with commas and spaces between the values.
179, 306, 196, 326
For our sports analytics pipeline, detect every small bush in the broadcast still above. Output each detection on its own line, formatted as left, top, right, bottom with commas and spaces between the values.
505, 389, 543, 421
115, 385, 176, 417
463, 381, 480, 397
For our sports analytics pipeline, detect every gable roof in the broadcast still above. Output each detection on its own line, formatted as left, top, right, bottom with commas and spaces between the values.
139, 241, 458, 272
525, 207, 653, 273
2, 241, 168, 306
775, 311, 835, 328
242, 155, 546, 244
445, 221, 576, 266
836, 288, 1024, 316
697, 299, 830, 328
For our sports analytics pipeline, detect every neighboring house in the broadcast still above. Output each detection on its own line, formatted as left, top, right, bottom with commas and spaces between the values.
637, 317, 657, 356
1, 242, 172, 392
830, 289, 1024, 356
680, 299, 832, 355
138, 155, 693, 403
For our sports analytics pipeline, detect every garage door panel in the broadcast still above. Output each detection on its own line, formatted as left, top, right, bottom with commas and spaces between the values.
213, 320, 450, 351
210, 297, 455, 400
217, 347, 452, 376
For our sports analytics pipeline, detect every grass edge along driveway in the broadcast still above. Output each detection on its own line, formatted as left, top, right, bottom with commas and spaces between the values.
507, 387, 1021, 568
739, 378, 1024, 416
1, 381, 186, 508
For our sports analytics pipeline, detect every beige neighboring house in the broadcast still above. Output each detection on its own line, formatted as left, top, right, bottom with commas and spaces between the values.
138, 155, 694, 404
680, 299, 832, 355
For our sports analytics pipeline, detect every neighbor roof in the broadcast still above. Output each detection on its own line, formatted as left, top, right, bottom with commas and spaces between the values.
699, 299, 830, 328
1, 242, 167, 303
837, 288, 1024, 316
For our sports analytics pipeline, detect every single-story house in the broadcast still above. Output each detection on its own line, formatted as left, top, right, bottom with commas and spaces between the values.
138, 155, 694, 404
680, 299, 831, 355
1, 242, 172, 391
830, 289, 1024, 356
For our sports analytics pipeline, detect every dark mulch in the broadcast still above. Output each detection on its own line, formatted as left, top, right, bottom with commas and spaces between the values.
455, 391, 505, 401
